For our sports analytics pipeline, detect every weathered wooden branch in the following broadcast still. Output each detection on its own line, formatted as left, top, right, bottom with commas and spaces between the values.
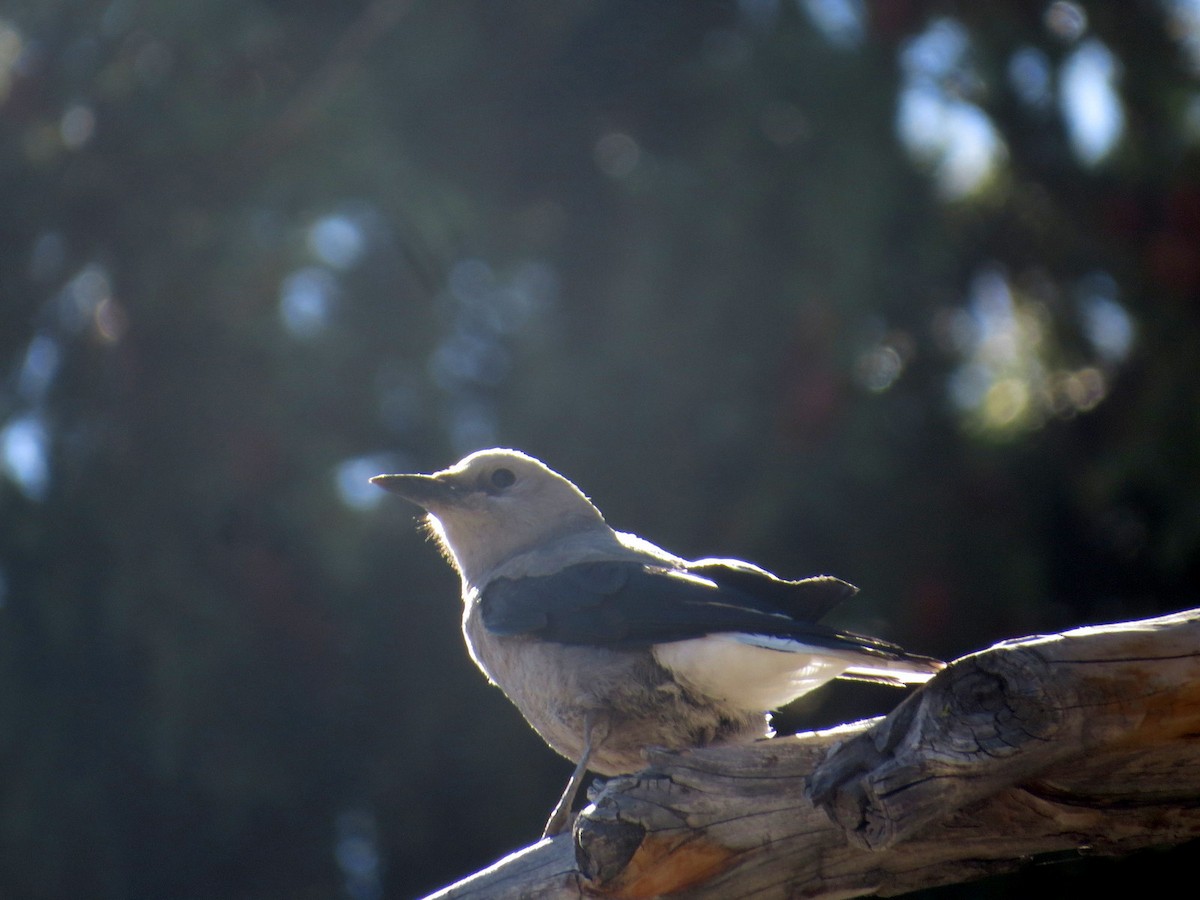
425, 609, 1200, 899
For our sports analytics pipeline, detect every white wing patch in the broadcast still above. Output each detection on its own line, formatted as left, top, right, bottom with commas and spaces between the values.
652, 633, 853, 710
652, 632, 938, 711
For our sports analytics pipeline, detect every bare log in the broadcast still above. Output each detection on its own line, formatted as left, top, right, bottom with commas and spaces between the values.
425, 609, 1200, 899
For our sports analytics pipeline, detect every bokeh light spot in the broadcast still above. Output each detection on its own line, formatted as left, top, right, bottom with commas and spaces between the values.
1064, 366, 1106, 411
17, 334, 60, 402
944, 266, 1135, 434
1077, 272, 1134, 364
1009, 46, 1053, 109
93, 297, 127, 343
1045, 1, 1088, 43
983, 377, 1031, 427
60, 104, 96, 150
448, 401, 498, 455
594, 132, 640, 179
1, 414, 50, 501
800, 0, 865, 48
896, 19, 1007, 200
308, 215, 365, 270
856, 345, 904, 393
58, 264, 112, 334
0, 19, 23, 104
334, 808, 383, 900
1164, 0, 1200, 75
429, 332, 510, 389
335, 455, 402, 511
1059, 38, 1125, 166
279, 267, 337, 339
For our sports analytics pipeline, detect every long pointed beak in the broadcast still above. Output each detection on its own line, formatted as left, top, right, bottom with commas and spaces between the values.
369, 473, 458, 509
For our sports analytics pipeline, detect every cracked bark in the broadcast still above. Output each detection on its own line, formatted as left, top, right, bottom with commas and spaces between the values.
423, 608, 1200, 899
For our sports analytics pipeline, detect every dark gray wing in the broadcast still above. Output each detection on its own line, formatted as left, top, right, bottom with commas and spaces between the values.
480, 559, 909, 661
688, 558, 856, 620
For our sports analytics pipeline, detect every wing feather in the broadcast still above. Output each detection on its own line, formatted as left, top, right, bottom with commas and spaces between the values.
480, 560, 939, 676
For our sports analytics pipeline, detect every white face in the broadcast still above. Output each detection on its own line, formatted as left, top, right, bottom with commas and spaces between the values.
422, 450, 606, 582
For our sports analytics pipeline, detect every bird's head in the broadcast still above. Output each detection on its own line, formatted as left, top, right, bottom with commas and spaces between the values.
371, 449, 607, 583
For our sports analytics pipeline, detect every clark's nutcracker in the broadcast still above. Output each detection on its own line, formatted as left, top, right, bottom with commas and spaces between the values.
372, 449, 942, 836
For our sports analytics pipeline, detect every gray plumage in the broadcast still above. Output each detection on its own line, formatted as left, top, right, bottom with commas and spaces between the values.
372, 448, 942, 833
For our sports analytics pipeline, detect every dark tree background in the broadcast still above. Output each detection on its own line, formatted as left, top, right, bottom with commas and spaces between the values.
1, 1, 1197, 897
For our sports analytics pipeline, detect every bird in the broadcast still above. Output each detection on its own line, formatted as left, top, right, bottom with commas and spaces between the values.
371, 448, 943, 837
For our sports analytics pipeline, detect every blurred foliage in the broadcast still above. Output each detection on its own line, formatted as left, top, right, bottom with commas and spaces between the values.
1, 1, 1198, 897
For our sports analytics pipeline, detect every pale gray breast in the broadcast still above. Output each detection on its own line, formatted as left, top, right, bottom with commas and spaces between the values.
461, 598, 768, 775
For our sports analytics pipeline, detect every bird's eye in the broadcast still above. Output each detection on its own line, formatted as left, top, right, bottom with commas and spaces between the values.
490, 468, 516, 490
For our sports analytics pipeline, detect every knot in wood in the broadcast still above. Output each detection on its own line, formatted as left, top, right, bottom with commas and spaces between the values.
575, 815, 646, 885
945, 650, 1062, 757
